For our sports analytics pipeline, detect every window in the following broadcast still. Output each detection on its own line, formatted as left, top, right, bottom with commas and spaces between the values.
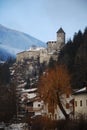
27, 102, 33, 107
55, 114, 57, 120
80, 100, 82, 106
75, 101, 77, 107
86, 100, 87, 106
38, 104, 40, 107
49, 114, 52, 119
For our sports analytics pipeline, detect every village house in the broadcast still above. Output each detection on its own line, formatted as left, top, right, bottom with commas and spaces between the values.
20, 88, 45, 118
20, 87, 74, 120
73, 87, 87, 119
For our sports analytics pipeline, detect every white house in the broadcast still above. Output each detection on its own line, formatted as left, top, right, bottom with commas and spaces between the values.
20, 88, 45, 117
73, 87, 87, 119
47, 94, 74, 120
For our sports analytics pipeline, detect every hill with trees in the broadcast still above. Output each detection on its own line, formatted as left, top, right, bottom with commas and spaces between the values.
58, 27, 87, 89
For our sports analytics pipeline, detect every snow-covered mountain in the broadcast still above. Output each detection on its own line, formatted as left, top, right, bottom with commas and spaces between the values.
0, 24, 46, 61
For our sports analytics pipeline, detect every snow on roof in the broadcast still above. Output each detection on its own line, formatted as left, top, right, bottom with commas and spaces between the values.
21, 88, 37, 93
17, 82, 27, 88
73, 87, 87, 95
21, 93, 37, 101
27, 93, 37, 99
9, 123, 27, 129
76, 87, 87, 93
28, 47, 46, 51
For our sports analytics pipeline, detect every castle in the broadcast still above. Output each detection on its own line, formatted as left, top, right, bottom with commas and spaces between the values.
16, 28, 65, 64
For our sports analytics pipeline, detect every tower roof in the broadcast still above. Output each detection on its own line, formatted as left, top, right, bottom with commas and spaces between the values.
57, 27, 65, 34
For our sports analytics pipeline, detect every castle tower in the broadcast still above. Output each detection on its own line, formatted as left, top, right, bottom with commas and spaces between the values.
47, 28, 65, 53
56, 27, 65, 50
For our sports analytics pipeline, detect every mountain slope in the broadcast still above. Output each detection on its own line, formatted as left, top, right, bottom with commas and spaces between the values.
0, 24, 46, 60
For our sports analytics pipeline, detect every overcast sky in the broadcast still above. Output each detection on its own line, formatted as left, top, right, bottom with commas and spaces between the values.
0, 0, 87, 42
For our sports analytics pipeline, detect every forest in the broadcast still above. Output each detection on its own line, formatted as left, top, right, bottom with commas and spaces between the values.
0, 59, 16, 122
58, 27, 87, 89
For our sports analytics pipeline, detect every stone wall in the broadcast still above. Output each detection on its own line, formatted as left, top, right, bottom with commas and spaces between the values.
16, 28, 65, 64
16, 50, 40, 63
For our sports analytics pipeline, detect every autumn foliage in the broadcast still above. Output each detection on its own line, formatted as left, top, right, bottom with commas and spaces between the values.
38, 65, 71, 119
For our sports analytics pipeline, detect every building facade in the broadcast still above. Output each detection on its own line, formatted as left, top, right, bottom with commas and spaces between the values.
16, 28, 65, 64
73, 87, 87, 119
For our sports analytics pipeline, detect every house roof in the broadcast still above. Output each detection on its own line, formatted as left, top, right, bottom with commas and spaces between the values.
73, 87, 87, 95
21, 88, 37, 93
57, 27, 65, 34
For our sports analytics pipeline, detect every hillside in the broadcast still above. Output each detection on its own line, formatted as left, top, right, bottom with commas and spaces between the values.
0, 24, 46, 61
58, 27, 87, 89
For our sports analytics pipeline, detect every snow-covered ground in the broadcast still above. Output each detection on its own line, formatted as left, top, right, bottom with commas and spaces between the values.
8, 123, 28, 130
